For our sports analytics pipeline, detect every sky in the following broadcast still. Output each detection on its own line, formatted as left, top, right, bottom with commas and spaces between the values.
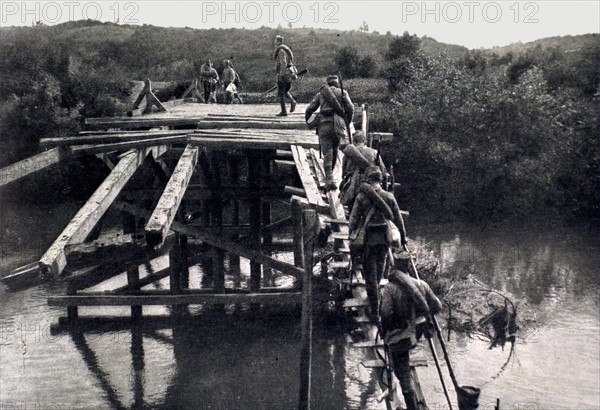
1, 1, 598, 49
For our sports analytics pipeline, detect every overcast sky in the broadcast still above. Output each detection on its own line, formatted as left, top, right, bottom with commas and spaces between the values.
1, 1, 598, 49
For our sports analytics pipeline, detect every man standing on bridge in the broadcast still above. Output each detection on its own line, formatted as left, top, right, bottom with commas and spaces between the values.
305, 75, 354, 191
274, 35, 297, 116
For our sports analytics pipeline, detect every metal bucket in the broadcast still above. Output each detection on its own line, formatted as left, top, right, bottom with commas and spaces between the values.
457, 385, 481, 410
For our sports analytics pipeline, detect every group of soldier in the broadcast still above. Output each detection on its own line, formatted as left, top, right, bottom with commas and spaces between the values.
286, 33, 442, 409
199, 58, 243, 104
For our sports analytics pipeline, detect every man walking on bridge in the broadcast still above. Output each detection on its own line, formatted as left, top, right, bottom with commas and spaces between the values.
274, 35, 297, 116
200, 58, 219, 103
381, 251, 442, 410
348, 166, 404, 319
305, 75, 354, 191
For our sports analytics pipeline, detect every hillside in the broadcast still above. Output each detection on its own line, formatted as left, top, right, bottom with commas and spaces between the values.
0, 21, 468, 91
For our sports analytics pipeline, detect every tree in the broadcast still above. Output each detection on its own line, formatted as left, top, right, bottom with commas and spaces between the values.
386, 31, 421, 61
334, 46, 361, 78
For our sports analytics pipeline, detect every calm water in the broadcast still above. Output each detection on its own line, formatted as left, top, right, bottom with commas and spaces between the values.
1, 203, 599, 409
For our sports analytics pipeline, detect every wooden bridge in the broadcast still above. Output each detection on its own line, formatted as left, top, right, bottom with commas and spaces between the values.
1, 99, 426, 409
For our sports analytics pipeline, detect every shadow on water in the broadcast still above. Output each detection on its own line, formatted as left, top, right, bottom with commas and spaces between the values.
50, 308, 357, 409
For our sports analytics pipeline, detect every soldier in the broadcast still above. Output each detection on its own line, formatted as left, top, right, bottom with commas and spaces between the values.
222, 60, 243, 104
274, 35, 297, 116
381, 251, 442, 410
348, 165, 405, 320
340, 130, 386, 212
305, 75, 354, 191
200, 59, 219, 103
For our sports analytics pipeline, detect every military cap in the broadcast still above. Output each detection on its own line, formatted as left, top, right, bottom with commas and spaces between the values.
326, 75, 339, 82
275, 35, 284, 41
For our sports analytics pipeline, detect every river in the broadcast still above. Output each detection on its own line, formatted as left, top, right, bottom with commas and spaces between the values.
1, 202, 598, 409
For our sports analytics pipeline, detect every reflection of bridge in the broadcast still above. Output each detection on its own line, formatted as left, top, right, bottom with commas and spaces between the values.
1, 93, 424, 408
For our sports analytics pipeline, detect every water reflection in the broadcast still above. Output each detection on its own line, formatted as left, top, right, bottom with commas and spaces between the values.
51, 310, 367, 409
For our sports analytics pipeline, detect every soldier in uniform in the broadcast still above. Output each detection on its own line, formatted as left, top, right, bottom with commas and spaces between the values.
305, 75, 354, 191
274, 35, 297, 116
200, 59, 219, 103
381, 251, 442, 410
340, 130, 387, 212
222, 60, 243, 104
348, 165, 405, 319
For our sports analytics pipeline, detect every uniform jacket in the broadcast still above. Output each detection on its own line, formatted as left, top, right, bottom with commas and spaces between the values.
222, 67, 236, 83
200, 65, 219, 82
381, 270, 442, 345
274, 44, 294, 73
349, 183, 402, 234
342, 144, 385, 177
305, 85, 354, 125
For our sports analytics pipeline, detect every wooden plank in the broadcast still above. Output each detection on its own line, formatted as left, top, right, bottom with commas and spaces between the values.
343, 297, 370, 308
72, 136, 185, 155
196, 120, 306, 130
48, 292, 302, 306
0, 147, 72, 187
115, 201, 305, 279
85, 117, 204, 130
40, 130, 189, 147
291, 145, 326, 208
145, 145, 199, 248
309, 148, 327, 188
65, 234, 146, 271
189, 137, 318, 151
38, 148, 154, 277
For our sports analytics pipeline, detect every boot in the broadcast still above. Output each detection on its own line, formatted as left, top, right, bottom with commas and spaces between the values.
324, 163, 337, 191
276, 98, 287, 116
290, 99, 297, 113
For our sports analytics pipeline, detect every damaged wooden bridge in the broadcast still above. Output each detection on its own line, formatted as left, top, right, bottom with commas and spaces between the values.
1, 100, 418, 409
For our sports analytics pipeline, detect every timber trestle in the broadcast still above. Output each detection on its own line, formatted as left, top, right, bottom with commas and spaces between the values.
1, 101, 419, 408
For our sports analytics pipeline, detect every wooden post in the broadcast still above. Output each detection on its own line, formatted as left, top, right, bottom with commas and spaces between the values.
211, 152, 225, 313
261, 153, 273, 287
66, 281, 78, 322
228, 155, 241, 289
169, 236, 184, 316
292, 198, 303, 268
299, 207, 318, 410
248, 150, 262, 293
127, 266, 142, 318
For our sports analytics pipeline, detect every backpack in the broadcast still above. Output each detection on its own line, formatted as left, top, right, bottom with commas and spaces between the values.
339, 170, 365, 207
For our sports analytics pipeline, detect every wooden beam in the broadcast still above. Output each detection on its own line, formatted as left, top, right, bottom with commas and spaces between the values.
196, 120, 306, 130
0, 147, 72, 187
72, 136, 185, 155
189, 137, 319, 151
85, 117, 203, 130
38, 148, 155, 277
48, 292, 302, 306
115, 201, 305, 279
145, 145, 199, 248
290, 145, 326, 208
40, 130, 189, 148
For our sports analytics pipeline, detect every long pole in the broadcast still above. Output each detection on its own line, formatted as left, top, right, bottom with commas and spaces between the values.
399, 214, 454, 410
405, 243, 461, 391
337, 71, 352, 144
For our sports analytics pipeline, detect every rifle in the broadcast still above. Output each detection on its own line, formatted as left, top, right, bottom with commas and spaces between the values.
338, 71, 352, 144
264, 67, 309, 94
